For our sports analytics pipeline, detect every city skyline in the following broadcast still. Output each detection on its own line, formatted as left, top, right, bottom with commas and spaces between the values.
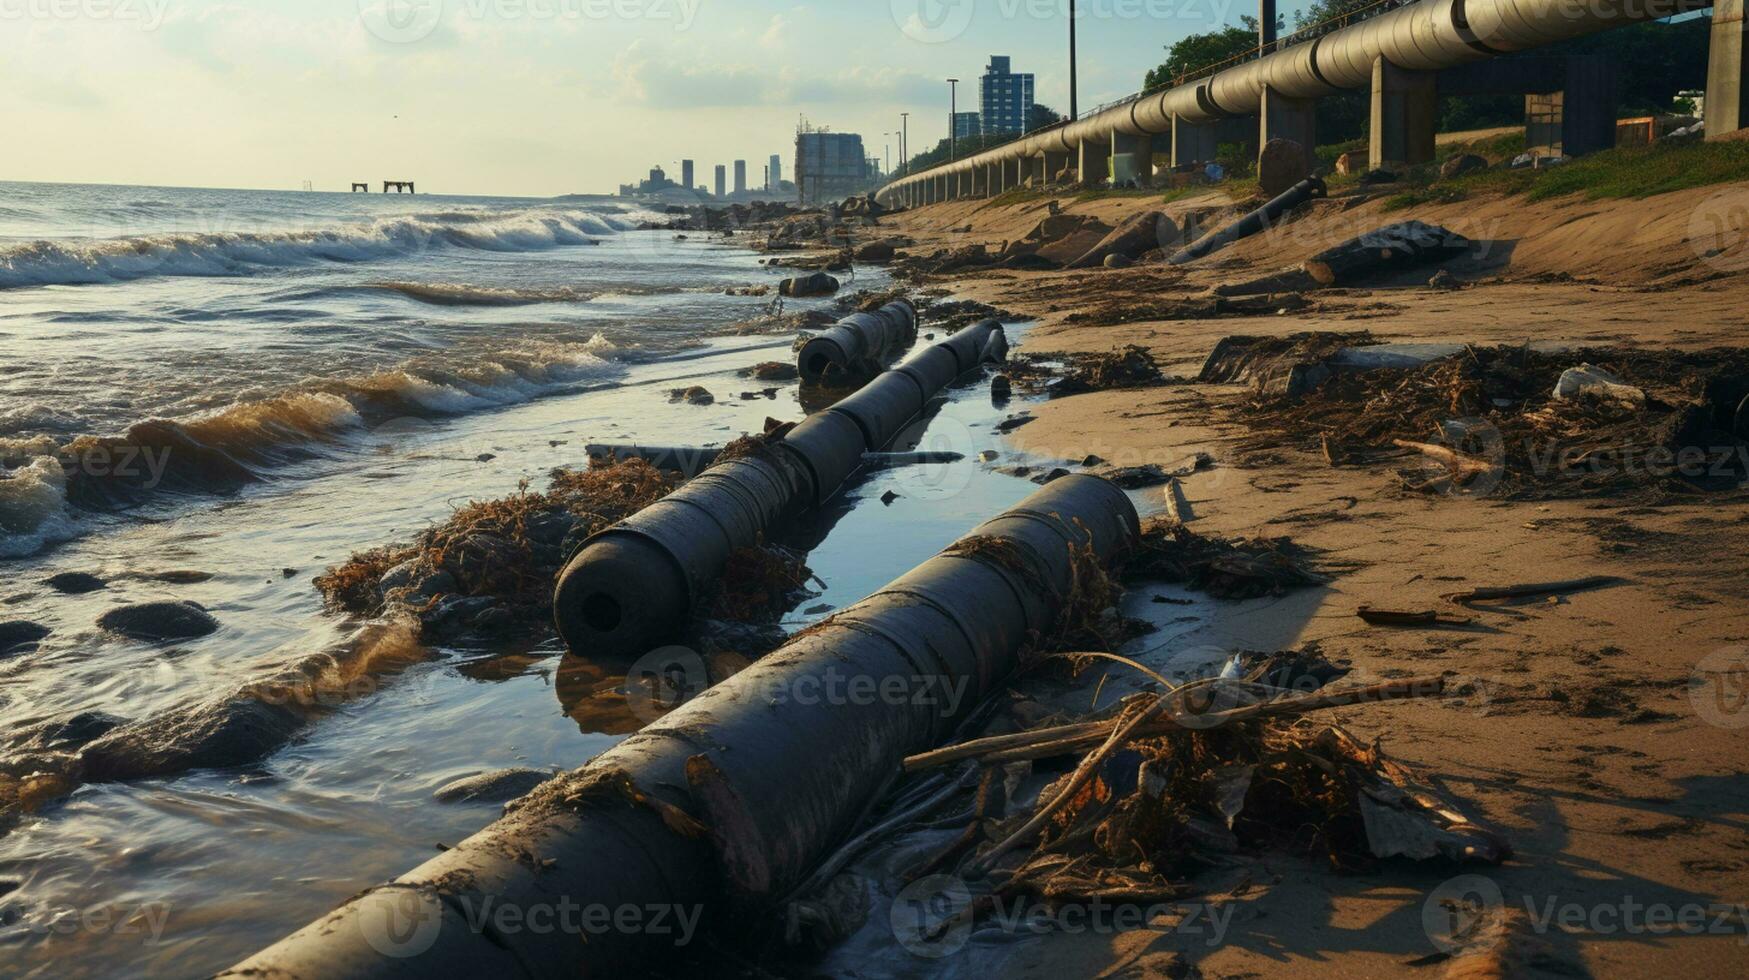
2, 0, 1286, 196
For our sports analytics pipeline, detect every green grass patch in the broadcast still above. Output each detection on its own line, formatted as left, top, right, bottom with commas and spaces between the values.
1380, 184, 1470, 212
1517, 139, 1749, 201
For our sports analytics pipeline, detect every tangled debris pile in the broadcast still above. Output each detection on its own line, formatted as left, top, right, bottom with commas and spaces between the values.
1226, 342, 1749, 499
314, 460, 679, 635
1126, 516, 1326, 599
779, 649, 1503, 959
1005, 344, 1167, 398
314, 459, 816, 642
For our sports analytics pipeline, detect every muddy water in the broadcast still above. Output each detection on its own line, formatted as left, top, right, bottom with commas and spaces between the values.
0, 188, 1096, 976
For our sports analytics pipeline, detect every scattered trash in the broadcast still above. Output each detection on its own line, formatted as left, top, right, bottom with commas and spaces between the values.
1552, 364, 1646, 407
1355, 607, 1474, 628
1301, 221, 1470, 287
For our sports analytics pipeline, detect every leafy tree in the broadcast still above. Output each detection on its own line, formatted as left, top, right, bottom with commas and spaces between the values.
1027, 103, 1064, 131
1143, 18, 1258, 90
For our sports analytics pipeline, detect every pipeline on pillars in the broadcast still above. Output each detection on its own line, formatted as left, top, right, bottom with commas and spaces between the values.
223, 474, 1141, 978
553, 316, 1009, 661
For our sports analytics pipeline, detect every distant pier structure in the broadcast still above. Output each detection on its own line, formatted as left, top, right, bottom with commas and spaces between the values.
383, 181, 415, 193
351, 183, 369, 192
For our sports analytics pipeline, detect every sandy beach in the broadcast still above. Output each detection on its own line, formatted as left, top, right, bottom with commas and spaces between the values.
837, 173, 1749, 976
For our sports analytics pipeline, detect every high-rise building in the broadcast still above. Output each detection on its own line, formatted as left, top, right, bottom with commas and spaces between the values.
794, 130, 871, 206
953, 111, 981, 142
714, 164, 726, 198
768, 154, 782, 189
680, 159, 694, 193
979, 55, 1035, 136
733, 160, 748, 194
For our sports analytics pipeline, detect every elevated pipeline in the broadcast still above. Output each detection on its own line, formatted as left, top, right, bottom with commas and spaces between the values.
876, 0, 1706, 205
553, 317, 1008, 661
224, 475, 1140, 977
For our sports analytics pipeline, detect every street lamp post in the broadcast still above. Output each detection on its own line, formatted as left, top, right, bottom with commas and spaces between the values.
1069, 0, 1079, 121
900, 113, 909, 176
947, 78, 959, 161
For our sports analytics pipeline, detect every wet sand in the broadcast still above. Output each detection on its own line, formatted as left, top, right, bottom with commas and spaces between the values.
869, 183, 1749, 976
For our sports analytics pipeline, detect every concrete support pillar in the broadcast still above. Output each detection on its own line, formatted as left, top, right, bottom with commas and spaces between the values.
1370, 56, 1438, 170
1526, 56, 1617, 158
1044, 150, 1070, 184
1171, 114, 1220, 167
1259, 84, 1317, 176
1078, 139, 1110, 186
1709, 0, 1749, 138
1111, 132, 1155, 187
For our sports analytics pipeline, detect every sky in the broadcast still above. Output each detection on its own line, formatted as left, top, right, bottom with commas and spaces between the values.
1, 0, 1293, 197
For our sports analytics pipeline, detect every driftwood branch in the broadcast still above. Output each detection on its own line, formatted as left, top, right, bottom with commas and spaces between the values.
904, 676, 1448, 773
1443, 576, 1624, 606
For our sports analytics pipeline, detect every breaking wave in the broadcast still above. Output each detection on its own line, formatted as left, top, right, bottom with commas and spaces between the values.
0, 206, 635, 290
0, 335, 620, 551
364, 281, 602, 307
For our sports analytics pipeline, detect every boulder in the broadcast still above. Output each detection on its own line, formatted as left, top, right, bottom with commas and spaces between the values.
13, 710, 126, 751
1104, 253, 1134, 269
96, 601, 218, 643
669, 385, 715, 406
81, 696, 303, 781
1257, 138, 1310, 197
853, 240, 897, 262
378, 561, 456, 606
778, 272, 840, 297
44, 572, 106, 595
740, 361, 799, 382
1069, 210, 1179, 269
0, 621, 50, 656
434, 768, 554, 804
1440, 153, 1487, 179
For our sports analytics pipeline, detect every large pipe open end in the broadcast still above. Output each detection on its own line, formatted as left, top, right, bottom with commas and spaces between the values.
553, 533, 690, 661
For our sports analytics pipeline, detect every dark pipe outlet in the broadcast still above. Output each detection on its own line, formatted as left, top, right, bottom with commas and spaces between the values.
795, 300, 917, 383
554, 317, 1009, 662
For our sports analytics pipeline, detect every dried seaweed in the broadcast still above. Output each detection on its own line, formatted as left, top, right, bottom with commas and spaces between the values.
1124, 516, 1324, 599
1229, 343, 1749, 500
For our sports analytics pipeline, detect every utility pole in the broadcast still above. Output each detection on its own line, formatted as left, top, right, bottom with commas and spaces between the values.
948, 78, 960, 161
1260, 0, 1277, 53
1068, 0, 1078, 120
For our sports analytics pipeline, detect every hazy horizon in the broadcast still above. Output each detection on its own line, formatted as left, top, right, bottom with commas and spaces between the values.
3, 0, 1290, 198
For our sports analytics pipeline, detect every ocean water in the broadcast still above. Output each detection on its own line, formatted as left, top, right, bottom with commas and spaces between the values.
0, 181, 1052, 975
